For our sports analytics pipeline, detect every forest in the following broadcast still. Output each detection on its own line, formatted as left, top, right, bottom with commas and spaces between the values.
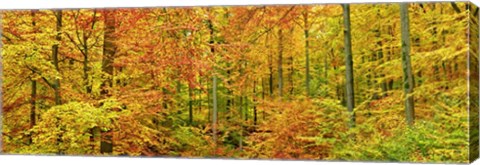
0, 2, 478, 163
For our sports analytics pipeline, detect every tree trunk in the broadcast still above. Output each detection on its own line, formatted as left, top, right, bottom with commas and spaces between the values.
253, 79, 258, 126
278, 29, 284, 98
207, 78, 211, 122
101, 9, 116, 96
343, 4, 355, 128
189, 87, 193, 125
400, 3, 415, 126
304, 10, 311, 97
83, 54, 91, 94
29, 80, 37, 144
378, 31, 388, 97
52, 10, 62, 105
226, 69, 233, 113
29, 10, 38, 144
267, 34, 274, 97
239, 95, 244, 151
208, 18, 218, 153
99, 9, 117, 154
288, 27, 294, 96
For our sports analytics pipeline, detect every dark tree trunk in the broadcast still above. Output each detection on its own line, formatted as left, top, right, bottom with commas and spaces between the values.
52, 10, 62, 105
101, 9, 116, 96
99, 9, 117, 154
29, 10, 38, 144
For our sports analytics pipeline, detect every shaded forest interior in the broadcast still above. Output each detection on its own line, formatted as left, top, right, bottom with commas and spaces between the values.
1, 2, 478, 163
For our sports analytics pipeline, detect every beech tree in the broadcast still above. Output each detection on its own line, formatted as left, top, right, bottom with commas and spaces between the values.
1, 3, 472, 163
343, 4, 355, 128
400, 3, 415, 126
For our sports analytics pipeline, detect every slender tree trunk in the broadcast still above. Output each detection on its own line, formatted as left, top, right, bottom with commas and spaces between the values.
377, 29, 388, 97
239, 95, 244, 150
325, 50, 330, 86
207, 78, 211, 122
343, 4, 355, 128
253, 79, 258, 126
304, 10, 311, 97
287, 27, 294, 96
267, 34, 274, 97
198, 78, 202, 113
400, 3, 415, 126
83, 54, 91, 94
226, 69, 233, 113
278, 29, 284, 98
29, 80, 36, 144
52, 10, 62, 105
51, 9, 63, 155
208, 18, 218, 153
189, 87, 193, 125
29, 10, 38, 144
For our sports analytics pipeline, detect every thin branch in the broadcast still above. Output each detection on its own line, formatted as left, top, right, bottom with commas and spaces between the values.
450, 2, 461, 14
65, 32, 87, 57
248, 6, 296, 44
86, 9, 98, 39
73, 10, 86, 47
24, 65, 55, 88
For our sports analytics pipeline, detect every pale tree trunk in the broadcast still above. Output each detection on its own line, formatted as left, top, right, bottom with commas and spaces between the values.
207, 18, 218, 154
400, 3, 415, 126
343, 4, 355, 128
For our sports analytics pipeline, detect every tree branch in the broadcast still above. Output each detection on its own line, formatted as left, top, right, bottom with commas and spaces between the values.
248, 6, 297, 44
451, 2, 461, 14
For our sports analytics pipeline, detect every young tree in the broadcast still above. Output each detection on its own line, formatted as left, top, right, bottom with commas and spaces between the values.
278, 28, 284, 98
52, 10, 63, 105
207, 16, 218, 153
29, 10, 38, 144
303, 9, 311, 97
400, 3, 415, 126
343, 4, 355, 128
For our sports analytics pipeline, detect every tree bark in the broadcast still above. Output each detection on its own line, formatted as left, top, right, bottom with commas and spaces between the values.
343, 4, 355, 128
278, 29, 284, 98
400, 3, 415, 126
253, 79, 258, 126
52, 10, 62, 105
189, 87, 193, 125
208, 18, 218, 152
304, 10, 311, 97
99, 9, 117, 154
267, 34, 274, 97
29, 10, 38, 144
101, 9, 116, 96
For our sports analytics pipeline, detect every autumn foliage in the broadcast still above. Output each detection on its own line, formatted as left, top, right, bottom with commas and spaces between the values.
1, 2, 477, 163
